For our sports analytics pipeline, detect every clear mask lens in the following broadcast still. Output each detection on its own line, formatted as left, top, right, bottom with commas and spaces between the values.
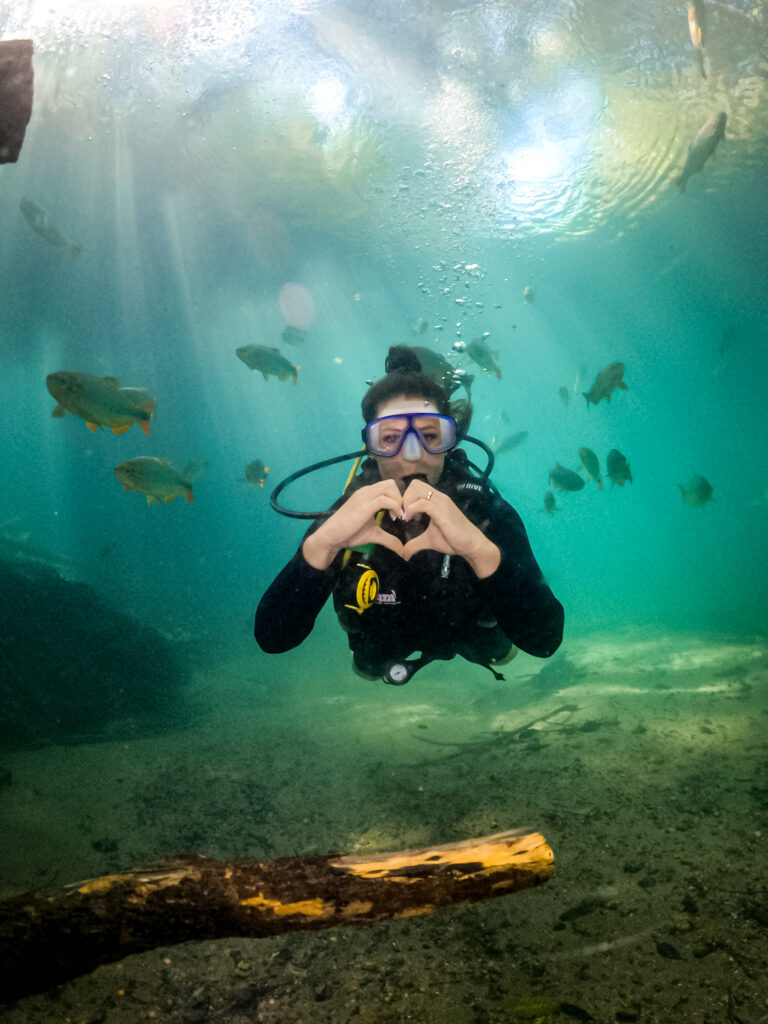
364, 413, 456, 457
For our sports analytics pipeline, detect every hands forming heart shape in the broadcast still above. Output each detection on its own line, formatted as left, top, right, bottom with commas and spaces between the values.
302, 477, 500, 580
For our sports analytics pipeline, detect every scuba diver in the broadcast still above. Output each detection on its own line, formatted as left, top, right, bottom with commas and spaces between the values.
254, 345, 563, 685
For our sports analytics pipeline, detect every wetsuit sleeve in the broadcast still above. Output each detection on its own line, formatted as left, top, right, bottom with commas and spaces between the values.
476, 495, 564, 658
254, 547, 340, 653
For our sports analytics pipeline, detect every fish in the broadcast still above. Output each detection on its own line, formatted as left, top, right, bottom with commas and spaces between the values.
606, 449, 633, 487
410, 346, 472, 396
493, 431, 529, 456
678, 474, 713, 508
0, 518, 82, 580
558, 386, 570, 406
236, 345, 300, 383
20, 198, 82, 256
465, 337, 502, 379
114, 457, 208, 505
281, 326, 307, 346
412, 316, 428, 335
523, 286, 534, 303
244, 460, 270, 488
583, 362, 628, 407
543, 491, 557, 515
687, 2, 706, 78
549, 463, 585, 492
578, 447, 603, 489
675, 112, 726, 193
687, 1, 705, 47
46, 371, 156, 436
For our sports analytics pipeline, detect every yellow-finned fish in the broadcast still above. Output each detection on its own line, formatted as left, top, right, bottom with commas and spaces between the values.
244, 460, 270, 488
687, 2, 706, 78
114, 457, 208, 505
578, 447, 603, 490
47, 371, 156, 436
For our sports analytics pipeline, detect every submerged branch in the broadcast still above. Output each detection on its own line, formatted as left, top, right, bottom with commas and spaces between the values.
0, 827, 553, 1003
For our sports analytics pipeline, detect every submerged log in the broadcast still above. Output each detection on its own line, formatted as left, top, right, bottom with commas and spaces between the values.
0, 39, 34, 163
0, 827, 552, 1003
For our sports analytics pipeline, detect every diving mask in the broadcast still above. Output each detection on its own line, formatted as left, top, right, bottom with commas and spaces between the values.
363, 412, 457, 459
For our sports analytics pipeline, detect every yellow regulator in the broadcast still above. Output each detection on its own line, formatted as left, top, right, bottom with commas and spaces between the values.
344, 562, 379, 615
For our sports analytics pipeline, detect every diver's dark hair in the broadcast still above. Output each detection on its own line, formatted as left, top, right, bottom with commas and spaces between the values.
361, 345, 451, 422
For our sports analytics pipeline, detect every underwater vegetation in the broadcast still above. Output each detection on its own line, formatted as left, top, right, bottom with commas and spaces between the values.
0, 556, 190, 746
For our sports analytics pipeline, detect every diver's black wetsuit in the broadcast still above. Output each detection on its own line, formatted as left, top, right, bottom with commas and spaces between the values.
254, 451, 563, 680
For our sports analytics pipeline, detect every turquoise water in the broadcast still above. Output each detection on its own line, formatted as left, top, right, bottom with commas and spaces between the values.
2, 1, 768, 1017
3, 2, 767, 656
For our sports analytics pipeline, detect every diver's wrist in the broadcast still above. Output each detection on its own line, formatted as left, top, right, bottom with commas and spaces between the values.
465, 538, 501, 579
302, 532, 339, 571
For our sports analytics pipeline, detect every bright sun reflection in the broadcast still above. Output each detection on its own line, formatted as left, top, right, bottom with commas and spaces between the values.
501, 76, 602, 190
504, 140, 574, 182
310, 77, 349, 130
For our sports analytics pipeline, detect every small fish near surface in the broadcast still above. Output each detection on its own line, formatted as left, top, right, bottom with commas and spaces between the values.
679, 474, 713, 508
47, 371, 156, 436
244, 459, 270, 488
687, 1, 707, 78
578, 447, 603, 489
465, 336, 502, 379
543, 490, 557, 515
549, 463, 585, 492
675, 112, 726, 193
114, 457, 208, 505
281, 326, 307, 346
558, 385, 570, 406
606, 449, 633, 487
236, 345, 300, 384
20, 198, 82, 256
583, 361, 628, 407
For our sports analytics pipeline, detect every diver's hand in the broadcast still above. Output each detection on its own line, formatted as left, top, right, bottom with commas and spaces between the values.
302, 480, 406, 570
400, 479, 501, 578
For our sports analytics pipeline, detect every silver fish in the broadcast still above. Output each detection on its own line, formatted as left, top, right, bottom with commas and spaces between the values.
236, 345, 299, 383
20, 198, 82, 256
676, 112, 726, 193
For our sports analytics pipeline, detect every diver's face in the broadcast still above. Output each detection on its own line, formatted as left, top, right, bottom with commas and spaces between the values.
372, 396, 446, 490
